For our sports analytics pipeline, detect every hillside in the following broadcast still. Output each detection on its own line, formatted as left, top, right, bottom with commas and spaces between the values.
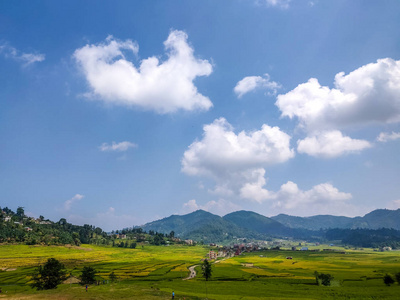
141, 210, 257, 242
271, 209, 400, 231
223, 210, 287, 235
271, 214, 356, 231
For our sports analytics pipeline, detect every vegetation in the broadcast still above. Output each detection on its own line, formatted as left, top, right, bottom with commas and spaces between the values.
0, 206, 184, 248
30, 258, 67, 290
109, 271, 118, 282
80, 266, 97, 285
201, 259, 212, 281
1, 244, 399, 299
315, 271, 334, 286
383, 274, 395, 286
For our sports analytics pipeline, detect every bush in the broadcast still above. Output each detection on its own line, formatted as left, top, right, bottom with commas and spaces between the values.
383, 274, 395, 286
314, 271, 333, 286
31, 258, 67, 290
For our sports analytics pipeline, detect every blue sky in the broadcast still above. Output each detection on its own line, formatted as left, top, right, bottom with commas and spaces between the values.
1, 0, 400, 231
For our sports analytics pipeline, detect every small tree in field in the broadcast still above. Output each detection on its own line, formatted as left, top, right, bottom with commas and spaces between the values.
383, 274, 395, 286
31, 258, 67, 290
202, 259, 212, 281
109, 271, 118, 282
80, 266, 97, 285
202, 259, 212, 298
314, 271, 333, 286
395, 272, 400, 285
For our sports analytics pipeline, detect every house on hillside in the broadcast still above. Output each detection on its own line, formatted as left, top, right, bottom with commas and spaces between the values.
208, 251, 217, 260
185, 239, 194, 245
300, 247, 308, 251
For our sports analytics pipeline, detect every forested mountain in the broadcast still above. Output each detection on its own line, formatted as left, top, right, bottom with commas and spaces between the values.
271, 209, 400, 231
223, 211, 287, 235
271, 214, 357, 230
141, 210, 260, 242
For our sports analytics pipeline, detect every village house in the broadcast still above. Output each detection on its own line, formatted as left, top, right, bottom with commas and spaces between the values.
208, 250, 217, 260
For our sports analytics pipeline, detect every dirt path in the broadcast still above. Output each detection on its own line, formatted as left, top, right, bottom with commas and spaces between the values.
183, 257, 231, 280
183, 265, 198, 280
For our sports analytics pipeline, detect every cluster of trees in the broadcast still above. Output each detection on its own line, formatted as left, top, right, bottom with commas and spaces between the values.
0, 207, 108, 246
0, 207, 182, 247
30, 258, 119, 290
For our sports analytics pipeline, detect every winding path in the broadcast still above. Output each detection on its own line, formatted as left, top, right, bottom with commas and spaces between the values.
183, 265, 198, 280
183, 257, 231, 280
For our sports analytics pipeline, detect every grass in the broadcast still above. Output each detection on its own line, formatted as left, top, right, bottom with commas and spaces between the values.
0, 244, 399, 299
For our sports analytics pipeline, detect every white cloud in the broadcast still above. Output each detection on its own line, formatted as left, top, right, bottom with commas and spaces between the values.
99, 141, 137, 152
182, 117, 294, 177
239, 169, 274, 203
297, 130, 372, 158
0, 42, 45, 66
63, 194, 84, 211
276, 58, 400, 132
234, 73, 281, 98
377, 131, 400, 142
239, 170, 354, 215
182, 118, 294, 203
259, 0, 290, 9
74, 30, 213, 114
181, 199, 240, 216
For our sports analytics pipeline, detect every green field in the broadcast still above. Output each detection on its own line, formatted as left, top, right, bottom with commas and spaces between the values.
0, 244, 399, 299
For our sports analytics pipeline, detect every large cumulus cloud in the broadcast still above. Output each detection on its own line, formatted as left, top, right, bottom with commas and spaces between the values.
74, 30, 213, 113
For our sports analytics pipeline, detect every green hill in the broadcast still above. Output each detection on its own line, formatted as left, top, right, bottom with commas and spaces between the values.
271, 209, 400, 231
141, 210, 257, 242
223, 210, 287, 235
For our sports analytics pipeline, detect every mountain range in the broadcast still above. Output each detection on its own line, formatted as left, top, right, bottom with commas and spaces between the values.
140, 208, 400, 243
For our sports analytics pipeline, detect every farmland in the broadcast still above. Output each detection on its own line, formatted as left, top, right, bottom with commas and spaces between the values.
0, 244, 399, 299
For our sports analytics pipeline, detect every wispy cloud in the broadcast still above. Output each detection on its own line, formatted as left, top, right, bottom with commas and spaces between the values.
0, 42, 45, 66
257, 0, 291, 9
234, 73, 281, 98
63, 194, 84, 211
377, 131, 400, 143
99, 141, 137, 152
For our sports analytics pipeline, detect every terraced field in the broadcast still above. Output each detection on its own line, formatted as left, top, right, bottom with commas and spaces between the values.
0, 244, 399, 299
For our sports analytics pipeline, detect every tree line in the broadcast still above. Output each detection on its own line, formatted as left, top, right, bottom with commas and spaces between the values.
0, 206, 179, 247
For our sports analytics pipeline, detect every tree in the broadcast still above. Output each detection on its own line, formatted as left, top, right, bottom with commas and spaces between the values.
202, 259, 212, 298
109, 271, 118, 282
80, 266, 97, 284
315, 272, 333, 286
16, 207, 25, 218
394, 272, 400, 285
31, 258, 67, 290
383, 274, 395, 286
202, 259, 212, 281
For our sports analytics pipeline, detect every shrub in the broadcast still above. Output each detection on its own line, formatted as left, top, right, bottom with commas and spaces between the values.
314, 271, 333, 286
383, 274, 395, 286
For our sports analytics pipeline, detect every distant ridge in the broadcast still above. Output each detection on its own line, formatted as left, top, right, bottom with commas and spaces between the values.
140, 208, 400, 243
271, 208, 400, 231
